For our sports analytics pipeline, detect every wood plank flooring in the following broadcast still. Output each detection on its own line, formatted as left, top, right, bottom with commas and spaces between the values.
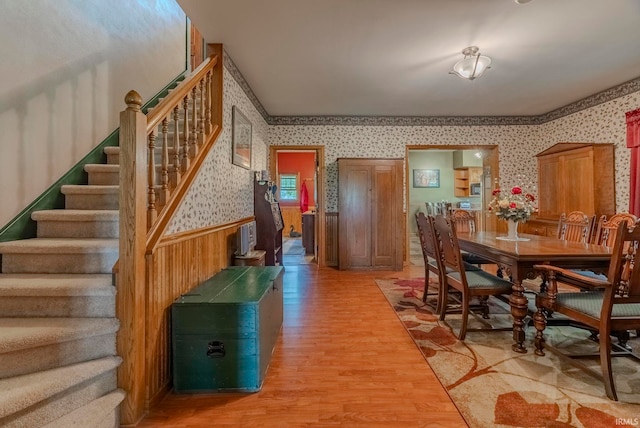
137, 264, 467, 427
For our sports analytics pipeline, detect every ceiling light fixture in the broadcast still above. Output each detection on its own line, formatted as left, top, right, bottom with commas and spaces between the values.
514, 0, 533, 4
449, 46, 492, 80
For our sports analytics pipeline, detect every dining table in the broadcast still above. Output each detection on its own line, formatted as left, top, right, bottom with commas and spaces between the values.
456, 231, 613, 353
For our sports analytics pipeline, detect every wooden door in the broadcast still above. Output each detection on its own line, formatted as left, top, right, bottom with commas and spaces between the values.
561, 148, 595, 215
338, 161, 372, 269
338, 159, 402, 270
537, 154, 562, 219
371, 161, 402, 269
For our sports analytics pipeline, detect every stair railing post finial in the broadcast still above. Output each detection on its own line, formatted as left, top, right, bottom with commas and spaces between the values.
124, 90, 143, 112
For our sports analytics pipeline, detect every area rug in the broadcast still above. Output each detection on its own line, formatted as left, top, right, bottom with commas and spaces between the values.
375, 277, 640, 428
282, 237, 305, 255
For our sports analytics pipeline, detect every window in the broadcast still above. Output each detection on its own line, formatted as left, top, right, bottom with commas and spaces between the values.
279, 174, 298, 201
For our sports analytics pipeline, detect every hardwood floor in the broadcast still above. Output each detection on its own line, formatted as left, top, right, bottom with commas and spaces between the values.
137, 263, 467, 427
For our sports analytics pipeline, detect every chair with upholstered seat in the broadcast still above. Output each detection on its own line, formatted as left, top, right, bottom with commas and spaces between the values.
415, 212, 480, 314
533, 222, 640, 401
557, 211, 596, 243
432, 214, 513, 340
564, 213, 638, 283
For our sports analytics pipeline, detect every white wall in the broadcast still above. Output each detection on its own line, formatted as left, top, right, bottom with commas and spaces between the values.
0, 0, 187, 226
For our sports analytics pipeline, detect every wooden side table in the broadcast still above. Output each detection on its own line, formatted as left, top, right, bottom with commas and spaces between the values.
233, 250, 266, 267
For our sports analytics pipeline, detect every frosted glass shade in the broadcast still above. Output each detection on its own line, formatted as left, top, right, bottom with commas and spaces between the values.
450, 51, 492, 80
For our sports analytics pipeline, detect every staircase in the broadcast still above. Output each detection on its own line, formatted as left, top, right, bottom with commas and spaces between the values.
0, 147, 125, 427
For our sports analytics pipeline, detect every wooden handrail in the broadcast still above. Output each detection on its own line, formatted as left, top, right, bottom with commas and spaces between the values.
117, 43, 224, 426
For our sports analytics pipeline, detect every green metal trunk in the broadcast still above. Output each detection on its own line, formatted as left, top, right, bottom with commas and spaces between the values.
171, 266, 284, 392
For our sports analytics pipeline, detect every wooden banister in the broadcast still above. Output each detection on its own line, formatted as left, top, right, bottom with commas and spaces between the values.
117, 43, 224, 426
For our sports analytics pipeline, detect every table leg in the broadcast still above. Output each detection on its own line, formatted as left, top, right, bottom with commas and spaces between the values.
509, 280, 529, 353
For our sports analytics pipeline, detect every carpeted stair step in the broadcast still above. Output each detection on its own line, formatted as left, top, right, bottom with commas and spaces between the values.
0, 356, 121, 428
104, 146, 120, 165
0, 317, 119, 379
0, 238, 118, 274
61, 185, 119, 210
32, 210, 119, 239
43, 389, 125, 428
0, 274, 115, 317
85, 164, 119, 185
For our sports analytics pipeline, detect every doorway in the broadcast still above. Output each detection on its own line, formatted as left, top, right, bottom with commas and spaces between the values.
269, 145, 325, 266
405, 145, 500, 265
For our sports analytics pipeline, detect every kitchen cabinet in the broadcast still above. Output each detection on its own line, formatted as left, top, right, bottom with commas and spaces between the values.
535, 143, 615, 220
338, 158, 403, 270
454, 167, 482, 197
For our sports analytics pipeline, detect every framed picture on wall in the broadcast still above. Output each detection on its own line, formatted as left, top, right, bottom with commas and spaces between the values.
413, 169, 440, 188
232, 105, 252, 169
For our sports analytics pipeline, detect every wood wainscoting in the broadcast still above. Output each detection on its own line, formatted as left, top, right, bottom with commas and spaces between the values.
280, 206, 302, 237
325, 212, 338, 267
142, 219, 248, 411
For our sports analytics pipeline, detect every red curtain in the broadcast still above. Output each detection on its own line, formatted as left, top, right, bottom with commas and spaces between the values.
626, 108, 640, 216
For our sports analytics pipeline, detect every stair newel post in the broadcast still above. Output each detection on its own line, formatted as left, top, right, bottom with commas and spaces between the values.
205, 70, 212, 134
181, 95, 190, 173
147, 131, 158, 226
117, 90, 148, 426
160, 117, 170, 207
189, 86, 198, 158
171, 105, 181, 188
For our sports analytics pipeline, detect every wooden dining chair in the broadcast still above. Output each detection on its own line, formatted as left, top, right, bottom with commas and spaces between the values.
415, 212, 480, 313
557, 211, 596, 243
563, 213, 639, 284
592, 213, 639, 248
533, 222, 640, 401
432, 214, 513, 340
449, 209, 494, 267
416, 212, 445, 312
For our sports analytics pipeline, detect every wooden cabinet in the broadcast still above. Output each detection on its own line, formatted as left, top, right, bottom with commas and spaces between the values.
454, 167, 482, 197
254, 179, 284, 266
536, 143, 615, 221
520, 216, 558, 237
338, 158, 403, 270
454, 169, 469, 197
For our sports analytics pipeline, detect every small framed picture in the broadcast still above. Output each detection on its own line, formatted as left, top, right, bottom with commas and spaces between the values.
413, 169, 440, 188
232, 105, 252, 169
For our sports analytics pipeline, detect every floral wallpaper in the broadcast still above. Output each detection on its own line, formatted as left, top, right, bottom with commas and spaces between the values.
166, 53, 640, 233
269, 124, 544, 212
166, 66, 269, 234
539, 91, 640, 214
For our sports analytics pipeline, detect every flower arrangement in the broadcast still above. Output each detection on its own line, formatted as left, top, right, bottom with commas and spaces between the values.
488, 186, 536, 222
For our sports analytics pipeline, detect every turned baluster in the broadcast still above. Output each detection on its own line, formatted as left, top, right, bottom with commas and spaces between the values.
181, 94, 190, 172
159, 117, 170, 207
171, 105, 180, 187
198, 78, 205, 144
205, 70, 212, 134
147, 131, 158, 226
189, 86, 198, 158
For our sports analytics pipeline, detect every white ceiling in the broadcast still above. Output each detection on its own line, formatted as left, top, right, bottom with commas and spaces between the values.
177, 0, 640, 118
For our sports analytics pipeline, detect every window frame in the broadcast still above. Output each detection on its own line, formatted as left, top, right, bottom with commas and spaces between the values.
278, 173, 299, 202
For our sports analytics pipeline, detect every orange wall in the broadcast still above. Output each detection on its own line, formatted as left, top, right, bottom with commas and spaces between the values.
277, 152, 316, 208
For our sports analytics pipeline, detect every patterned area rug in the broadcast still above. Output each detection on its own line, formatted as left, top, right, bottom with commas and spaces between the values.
375, 277, 640, 428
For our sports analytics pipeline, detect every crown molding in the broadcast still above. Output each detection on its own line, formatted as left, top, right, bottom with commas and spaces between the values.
224, 50, 640, 127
